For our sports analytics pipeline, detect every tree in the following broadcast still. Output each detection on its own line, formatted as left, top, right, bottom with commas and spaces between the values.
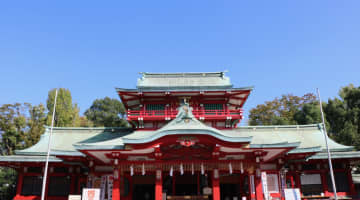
0, 103, 45, 200
325, 84, 360, 149
23, 103, 46, 147
85, 97, 128, 127
46, 88, 80, 127
249, 93, 317, 125
0, 103, 27, 155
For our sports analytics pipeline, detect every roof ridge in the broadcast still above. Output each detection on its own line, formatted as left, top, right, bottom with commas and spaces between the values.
44, 126, 133, 131
235, 123, 322, 129
140, 71, 227, 77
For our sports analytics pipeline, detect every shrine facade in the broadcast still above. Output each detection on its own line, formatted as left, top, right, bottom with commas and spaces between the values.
1, 72, 359, 200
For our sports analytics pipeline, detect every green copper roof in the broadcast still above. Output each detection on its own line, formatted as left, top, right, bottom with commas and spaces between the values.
221, 124, 353, 154
0, 155, 62, 163
136, 72, 233, 90
15, 126, 131, 156
75, 105, 252, 150
122, 105, 252, 144
0, 115, 354, 162
308, 151, 360, 160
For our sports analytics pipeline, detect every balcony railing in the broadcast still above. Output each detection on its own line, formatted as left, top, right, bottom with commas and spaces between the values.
127, 109, 243, 121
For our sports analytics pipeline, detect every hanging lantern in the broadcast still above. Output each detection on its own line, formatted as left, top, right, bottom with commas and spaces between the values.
191, 163, 194, 175
142, 163, 145, 175
240, 162, 244, 174
201, 163, 205, 175
229, 163, 233, 174
170, 166, 173, 177
180, 163, 184, 175
130, 165, 134, 176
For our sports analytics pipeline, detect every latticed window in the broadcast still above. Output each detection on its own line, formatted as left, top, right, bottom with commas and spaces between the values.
327, 172, 349, 192
146, 104, 165, 111
300, 174, 323, 196
21, 176, 42, 195
203, 104, 223, 110
48, 176, 71, 196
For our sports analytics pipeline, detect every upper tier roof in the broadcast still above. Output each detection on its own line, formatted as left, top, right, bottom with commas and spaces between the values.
137, 72, 233, 90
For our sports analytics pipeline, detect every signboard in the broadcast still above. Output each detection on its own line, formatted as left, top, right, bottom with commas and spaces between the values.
82, 188, 100, 200
68, 195, 81, 200
261, 172, 269, 200
284, 188, 301, 200
203, 187, 212, 195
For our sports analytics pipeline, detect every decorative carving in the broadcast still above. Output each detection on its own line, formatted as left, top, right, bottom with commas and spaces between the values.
176, 136, 199, 147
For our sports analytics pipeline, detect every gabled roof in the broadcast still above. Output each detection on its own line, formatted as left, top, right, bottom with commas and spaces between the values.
15, 126, 132, 156
0, 119, 356, 162
121, 104, 252, 144
137, 72, 233, 90
221, 124, 353, 154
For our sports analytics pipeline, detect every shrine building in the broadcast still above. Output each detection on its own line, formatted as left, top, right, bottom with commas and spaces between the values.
1, 72, 360, 200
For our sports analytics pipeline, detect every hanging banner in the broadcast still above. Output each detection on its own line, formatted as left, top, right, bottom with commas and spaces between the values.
82, 188, 100, 200
250, 175, 255, 195
100, 176, 107, 200
107, 175, 114, 200
87, 175, 93, 188
261, 172, 269, 200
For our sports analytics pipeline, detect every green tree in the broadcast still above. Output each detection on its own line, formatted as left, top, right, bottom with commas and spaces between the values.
23, 103, 46, 147
325, 84, 360, 149
0, 103, 27, 155
249, 93, 317, 125
0, 103, 45, 200
85, 97, 128, 127
46, 88, 80, 127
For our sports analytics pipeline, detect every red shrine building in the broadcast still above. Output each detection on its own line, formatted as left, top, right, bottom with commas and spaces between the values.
0, 72, 360, 200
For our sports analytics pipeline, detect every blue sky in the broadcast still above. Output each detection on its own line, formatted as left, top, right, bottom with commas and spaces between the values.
0, 1, 359, 124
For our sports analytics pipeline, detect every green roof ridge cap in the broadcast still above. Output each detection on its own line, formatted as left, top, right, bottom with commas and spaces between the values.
236, 123, 322, 129
44, 126, 132, 131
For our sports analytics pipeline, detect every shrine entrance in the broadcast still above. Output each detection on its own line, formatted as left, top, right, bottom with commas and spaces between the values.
220, 174, 250, 200
132, 175, 155, 200
163, 173, 211, 200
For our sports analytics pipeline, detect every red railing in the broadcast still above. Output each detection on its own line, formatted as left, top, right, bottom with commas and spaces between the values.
127, 109, 243, 121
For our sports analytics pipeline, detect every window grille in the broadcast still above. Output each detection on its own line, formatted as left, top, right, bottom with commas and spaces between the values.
21, 176, 42, 195
204, 104, 223, 110
146, 104, 165, 111
327, 172, 349, 192
48, 176, 71, 196
300, 174, 323, 196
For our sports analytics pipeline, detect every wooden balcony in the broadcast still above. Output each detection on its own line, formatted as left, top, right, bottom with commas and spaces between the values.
127, 109, 243, 121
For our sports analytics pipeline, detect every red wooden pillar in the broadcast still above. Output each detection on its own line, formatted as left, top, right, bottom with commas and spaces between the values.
321, 171, 329, 196
155, 170, 163, 200
347, 169, 356, 195
212, 169, 220, 200
15, 170, 24, 196
255, 173, 264, 200
112, 168, 121, 200
70, 167, 76, 194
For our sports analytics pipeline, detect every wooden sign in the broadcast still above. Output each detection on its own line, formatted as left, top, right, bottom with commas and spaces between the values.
284, 188, 301, 200
82, 188, 100, 200
68, 195, 81, 200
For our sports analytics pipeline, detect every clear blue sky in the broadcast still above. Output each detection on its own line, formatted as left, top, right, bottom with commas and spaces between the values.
0, 1, 359, 124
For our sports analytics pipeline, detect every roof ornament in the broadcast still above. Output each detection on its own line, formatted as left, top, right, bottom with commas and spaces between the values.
175, 102, 194, 124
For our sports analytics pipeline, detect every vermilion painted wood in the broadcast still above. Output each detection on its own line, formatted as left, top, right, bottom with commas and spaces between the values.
255, 175, 264, 200
112, 173, 121, 200
155, 171, 162, 200
212, 172, 220, 200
